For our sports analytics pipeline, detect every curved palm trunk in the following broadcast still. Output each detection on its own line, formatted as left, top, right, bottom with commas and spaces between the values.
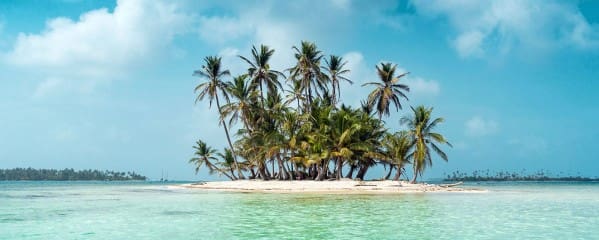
258, 163, 270, 180
276, 155, 290, 180
215, 95, 245, 179
355, 163, 370, 180
410, 165, 418, 183
385, 165, 393, 180
229, 168, 236, 179
345, 164, 356, 179
220, 170, 235, 180
393, 166, 402, 181
206, 160, 234, 180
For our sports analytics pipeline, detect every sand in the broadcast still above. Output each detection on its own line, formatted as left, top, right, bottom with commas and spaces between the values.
179, 179, 486, 194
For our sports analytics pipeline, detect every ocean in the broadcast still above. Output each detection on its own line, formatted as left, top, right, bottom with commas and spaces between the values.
1, 181, 598, 239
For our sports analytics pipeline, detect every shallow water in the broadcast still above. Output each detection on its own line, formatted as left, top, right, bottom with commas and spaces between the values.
1, 181, 598, 239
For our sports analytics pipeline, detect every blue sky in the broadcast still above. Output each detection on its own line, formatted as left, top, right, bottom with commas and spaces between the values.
0, 0, 598, 180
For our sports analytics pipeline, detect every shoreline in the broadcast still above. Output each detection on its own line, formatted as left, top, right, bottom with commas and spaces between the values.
178, 180, 487, 194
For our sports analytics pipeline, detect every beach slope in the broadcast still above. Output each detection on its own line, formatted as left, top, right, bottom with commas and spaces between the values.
180, 180, 484, 193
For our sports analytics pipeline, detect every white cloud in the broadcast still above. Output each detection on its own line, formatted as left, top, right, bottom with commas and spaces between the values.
197, 6, 300, 73
339, 52, 442, 106
403, 77, 440, 97
465, 116, 498, 137
217, 47, 244, 76
340, 51, 375, 106
4, 0, 190, 77
453, 30, 485, 58
198, 16, 253, 44
411, 0, 599, 58
32, 77, 98, 99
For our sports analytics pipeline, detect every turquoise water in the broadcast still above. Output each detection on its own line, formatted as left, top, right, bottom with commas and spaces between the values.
1, 181, 599, 239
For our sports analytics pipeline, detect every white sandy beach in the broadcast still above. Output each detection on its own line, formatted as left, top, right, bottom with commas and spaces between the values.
179, 180, 485, 194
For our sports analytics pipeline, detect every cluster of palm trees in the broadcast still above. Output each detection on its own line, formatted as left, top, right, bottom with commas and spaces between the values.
190, 41, 451, 183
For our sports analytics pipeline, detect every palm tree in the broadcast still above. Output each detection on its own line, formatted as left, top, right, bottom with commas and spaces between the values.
383, 131, 412, 181
401, 106, 452, 183
284, 80, 306, 112
323, 55, 352, 106
362, 62, 409, 119
329, 105, 363, 179
351, 106, 386, 180
194, 56, 245, 179
239, 45, 285, 107
217, 148, 237, 180
289, 41, 326, 111
221, 75, 258, 132
189, 140, 234, 180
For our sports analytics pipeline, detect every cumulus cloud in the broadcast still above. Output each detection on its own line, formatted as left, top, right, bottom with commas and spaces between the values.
411, 0, 599, 58
4, 0, 190, 77
465, 116, 498, 137
197, 6, 301, 73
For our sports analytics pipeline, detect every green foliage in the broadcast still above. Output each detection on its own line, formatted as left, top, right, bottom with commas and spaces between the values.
0, 168, 146, 181
190, 41, 451, 181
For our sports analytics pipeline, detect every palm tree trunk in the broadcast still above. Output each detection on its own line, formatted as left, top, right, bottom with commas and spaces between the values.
290, 162, 296, 179
316, 162, 326, 181
271, 158, 275, 179
215, 95, 245, 179
259, 82, 265, 109
207, 160, 234, 180
259, 163, 270, 180
410, 165, 418, 183
336, 157, 343, 180
332, 80, 337, 106
276, 155, 284, 180
280, 155, 292, 180
385, 165, 393, 180
355, 164, 370, 180
346, 164, 356, 179
393, 166, 402, 181
221, 172, 235, 180
230, 168, 236, 179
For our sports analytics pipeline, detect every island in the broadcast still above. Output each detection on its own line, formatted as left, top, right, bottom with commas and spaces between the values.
186, 41, 456, 192
177, 41, 590, 194
0, 168, 147, 181
445, 170, 599, 182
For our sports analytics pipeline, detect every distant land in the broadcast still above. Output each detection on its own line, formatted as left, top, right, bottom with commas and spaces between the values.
0, 168, 146, 181
444, 170, 599, 182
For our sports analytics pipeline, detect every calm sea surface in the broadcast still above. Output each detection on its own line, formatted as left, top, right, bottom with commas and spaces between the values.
1, 181, 598, 239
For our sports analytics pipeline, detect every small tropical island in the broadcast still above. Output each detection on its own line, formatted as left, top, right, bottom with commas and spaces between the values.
185, 41, 467, 193
0, 168, 147, 181
444, 170, 599, 182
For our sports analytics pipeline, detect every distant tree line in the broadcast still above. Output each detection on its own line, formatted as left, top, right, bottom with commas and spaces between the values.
0, 168, 147, 181
444, 169, 599, 182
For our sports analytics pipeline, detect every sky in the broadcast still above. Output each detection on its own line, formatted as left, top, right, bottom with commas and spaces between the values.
0, 0, 598, 181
